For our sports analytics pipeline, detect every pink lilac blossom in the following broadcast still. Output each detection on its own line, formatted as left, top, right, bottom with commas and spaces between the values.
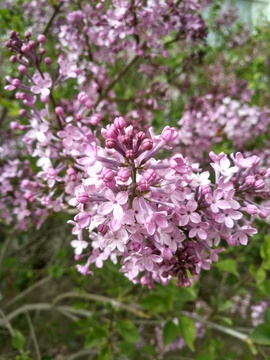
68, 118, 270, 288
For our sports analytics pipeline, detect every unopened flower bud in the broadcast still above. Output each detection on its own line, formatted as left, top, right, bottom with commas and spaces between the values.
98, 224, 109, 235
141, 138, 153, 151
28, 40, 36, 49
12, 79, 21, 87
245, 175, 255, 186
101, 168, 114, 182
10, 55, 17, 63
39, 48, 46, 55
21, 44, 30, 53
37, 34, 46, 43
45, 57, 52, 65
138, 179, 150, 191
201, 184, 211, 196
114, 116, 126, 129
117, 168, 131, 182
126, 149, 135, 159
259, 209, 269, 219
245, 204, 258, 215
55, 106, 64, 116
40, 95, 49, 103
21, 179, 31, 189
24, 31, 31, 38
137, 131, 146, 142
10, 121, 19, 130
161, 126, 178, 143
19, 109, 27, 116
67, 168, 77, 181
255, 179, 265, 190
106, 125, 119, 139
18, 65, 27, 74
77, 192, 90, 204
143, 168, 156, 183
105, 138, 117, 149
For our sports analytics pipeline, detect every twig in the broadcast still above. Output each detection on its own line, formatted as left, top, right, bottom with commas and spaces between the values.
5, 276, 52, 308
66, 349, 98, 360
0, 309, 15, 336
25, 312, 41, 360
53, 291, 151, 318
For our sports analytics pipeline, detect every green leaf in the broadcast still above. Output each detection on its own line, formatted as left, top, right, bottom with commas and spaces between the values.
47, 264, 64, 279
118, 341, 136, 356
163, 320, 179, 345
255, 267, 266, 285
178, 315, 195, 351
250, 324, 270, 345
258, 280, 270, 297
264, 308, 270, 326
12, 330, 25, 350
261, 236, 270, 262
215, 259, 239, 277
116, 320, 140, 343
98, 343, 111, 360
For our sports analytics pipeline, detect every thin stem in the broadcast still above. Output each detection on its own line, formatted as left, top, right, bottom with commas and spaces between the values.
25, 312, 41, 360
5, 276, 52, 308
53, 291, 150, 318
0, 309, 15, 337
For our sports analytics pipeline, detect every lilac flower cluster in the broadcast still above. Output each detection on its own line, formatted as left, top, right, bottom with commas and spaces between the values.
68, 117, 270, 287
178, 94, 270, 164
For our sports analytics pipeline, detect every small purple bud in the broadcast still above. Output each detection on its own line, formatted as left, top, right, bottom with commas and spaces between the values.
28, 40, 36, 49
114, 116, 126, 129
12, 79, 21, 87
106, 125, 119, 139
10, 55, 17, 63
101, 168, 115, 182
259, 209, 269, 219
126, 149, 135, 159
10, 30, 17, 38
39, 48, 46, 55
143, 168, 156, 183
24, 31, 31, 38
161, 126, 178, 143
21, 179, 31, 189
40, 95, 49, 103
78, 192, 90, 204
67, 168, 77, 181
76, 114, 83, 121
255, 179, 265, 190
55, 106, 64, 116
21, 44, 30, 53
105, 138, 117, 149
10, 121, 19, 130
37, 34, 46, 43
141, 138, 153, 151
137, 131, 146, 141
201, 184, 211, 196
245, 175, 255, 186
98, 224, 109, 235
18, 65, 27, 74
19, 109, 27, 116
245, 204, 258, 215
44, 57, 52, 65
117, 168, 131, 182
138, 179, 150, 192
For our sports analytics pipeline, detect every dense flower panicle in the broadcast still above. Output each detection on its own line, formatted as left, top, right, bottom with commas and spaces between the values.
68, 119, 270, 288
178, 94, 270, 164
